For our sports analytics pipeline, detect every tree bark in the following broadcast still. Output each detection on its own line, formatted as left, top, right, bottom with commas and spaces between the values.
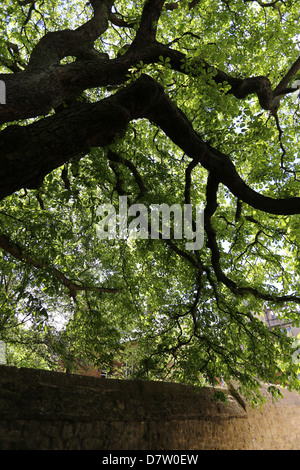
1, 74, 299, 217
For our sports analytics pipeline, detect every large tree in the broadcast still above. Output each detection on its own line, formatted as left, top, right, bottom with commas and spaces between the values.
1, 0, 300, 405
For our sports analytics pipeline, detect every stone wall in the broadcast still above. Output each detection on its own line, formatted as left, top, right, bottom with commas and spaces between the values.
0, 364, 299, 450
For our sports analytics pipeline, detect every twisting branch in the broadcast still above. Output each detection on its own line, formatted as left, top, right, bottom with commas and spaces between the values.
203, 174, 300, 303
273, 55, 300, 96
28, 0, 113, 68
132, 0, 165, 44
3, 2, 299, 126
0, 233, 120, 299
133, 75, 300, 215
184, 159, 198, 205
1, 73, 300, 216
106, 149, 148, 200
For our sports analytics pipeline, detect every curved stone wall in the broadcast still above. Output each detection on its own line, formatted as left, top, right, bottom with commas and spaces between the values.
0, 365, 299, 450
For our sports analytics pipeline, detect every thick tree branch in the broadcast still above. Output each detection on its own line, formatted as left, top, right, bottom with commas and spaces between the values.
0, 56, 130, 124
28, 0, 113, 68
133, 76, 300, 215
1, 74, 300, 218
133, 0, 165, 44
0, 13, 281, 125
0, 32, 285, 125
0, 93, 132, 198
1, 0, 297, 130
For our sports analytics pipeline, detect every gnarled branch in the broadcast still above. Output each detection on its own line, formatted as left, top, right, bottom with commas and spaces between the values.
1, 73, 300, 217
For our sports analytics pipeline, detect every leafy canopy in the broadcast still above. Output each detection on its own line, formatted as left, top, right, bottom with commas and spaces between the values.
1, 0, 300, 405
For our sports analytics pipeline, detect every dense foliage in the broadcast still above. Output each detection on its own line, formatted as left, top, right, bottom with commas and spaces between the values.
1, 0, 300, 405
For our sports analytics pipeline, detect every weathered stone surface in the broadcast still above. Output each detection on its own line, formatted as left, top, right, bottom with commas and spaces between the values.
0, 365, 299, 450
